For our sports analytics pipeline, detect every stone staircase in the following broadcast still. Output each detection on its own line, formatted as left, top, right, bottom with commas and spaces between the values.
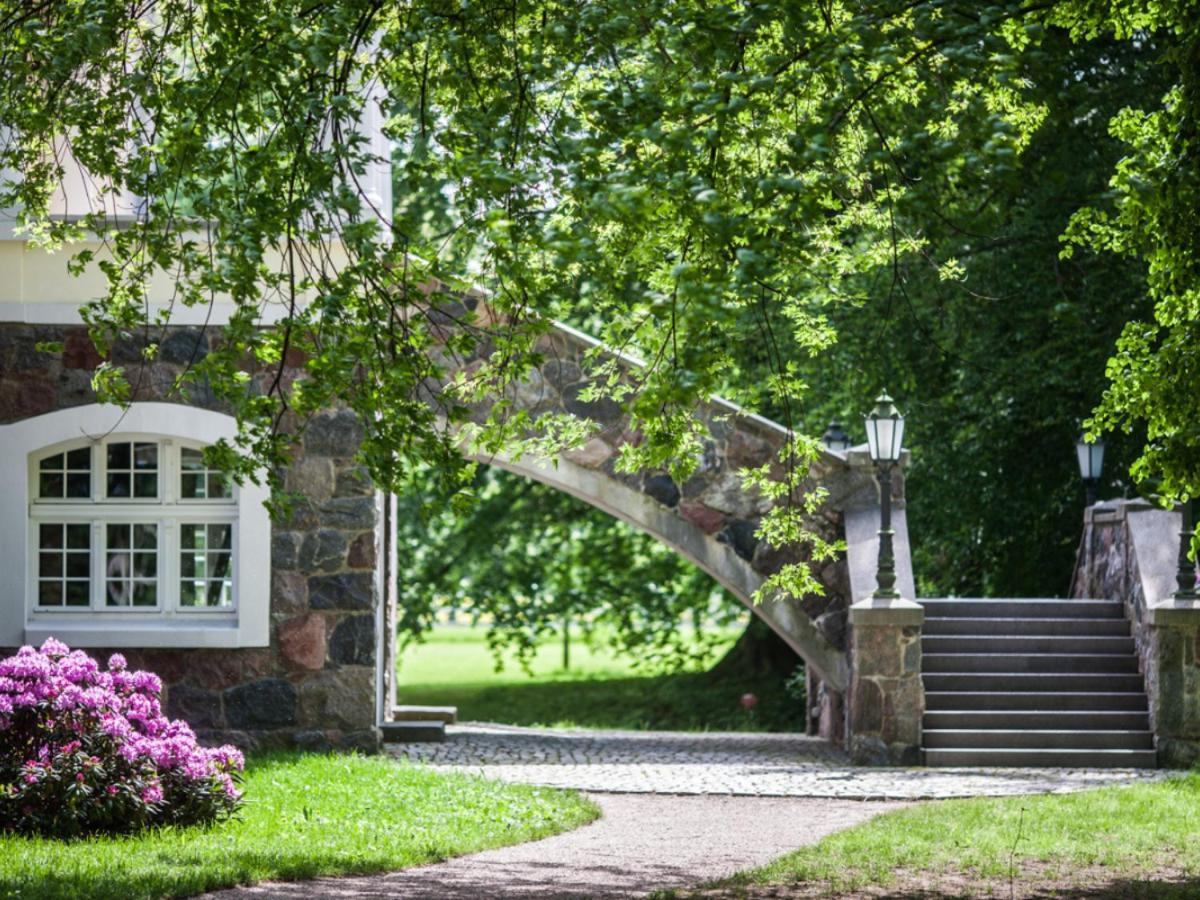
922, 598, 1156, 768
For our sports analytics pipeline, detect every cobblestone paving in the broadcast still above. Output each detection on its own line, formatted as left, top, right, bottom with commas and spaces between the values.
389, 724, 1174, 800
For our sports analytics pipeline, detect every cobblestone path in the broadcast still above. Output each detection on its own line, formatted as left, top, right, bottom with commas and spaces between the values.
389, 723, 1172, 800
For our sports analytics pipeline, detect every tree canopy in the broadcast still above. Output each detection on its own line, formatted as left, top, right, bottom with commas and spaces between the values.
3, 1, 1199, 595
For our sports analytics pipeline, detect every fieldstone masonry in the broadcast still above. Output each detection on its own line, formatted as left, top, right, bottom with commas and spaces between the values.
1074, 499, 1200, 767
0, 323, 383, 753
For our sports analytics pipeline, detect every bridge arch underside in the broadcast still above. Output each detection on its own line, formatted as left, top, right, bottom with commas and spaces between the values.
473, 450, 851, 693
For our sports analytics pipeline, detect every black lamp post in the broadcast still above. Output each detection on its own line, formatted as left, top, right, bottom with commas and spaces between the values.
821, 420, 852, 453
1075, 433, 1105, 507
864, 392, 905, 600
1175, 498, 1198, 601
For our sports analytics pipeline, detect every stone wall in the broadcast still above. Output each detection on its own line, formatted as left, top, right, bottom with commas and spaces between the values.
1073, 499, 1200, 766
0, 323, 382, 752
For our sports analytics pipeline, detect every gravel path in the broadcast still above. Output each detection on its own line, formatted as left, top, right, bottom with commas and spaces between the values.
206, 793, 903, 898
390, 723, 1171, 800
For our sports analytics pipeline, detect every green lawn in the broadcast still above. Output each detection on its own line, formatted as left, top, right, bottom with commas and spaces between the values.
711, 773, 1200, 897
396, 626, 806, 732
0, 753, 598, 900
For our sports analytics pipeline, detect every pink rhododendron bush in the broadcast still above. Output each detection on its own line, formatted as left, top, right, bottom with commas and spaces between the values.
0, 638, 243, 837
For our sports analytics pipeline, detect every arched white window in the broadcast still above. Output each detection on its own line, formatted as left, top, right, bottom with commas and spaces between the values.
0, 404, 270, 648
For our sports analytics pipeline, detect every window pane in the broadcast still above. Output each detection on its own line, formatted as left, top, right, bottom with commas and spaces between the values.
107, 524, 129, 550
39, 472, 63, 498
105, 579, 131, 607
209, 552, 232, 580
181, 448, 205, 472
133, 473, 158, 498
179, 581, 202, 607
106, 551, 131, 579
66, 472, 90, 498
205, 581, 232, 608
107, 472, 131, 498
181, 551, 196, 578
133, 552, 156, 578
65, 581, 90, 607
40, 523, 62, 549
208, 524, 232, 551
66, 524, 90, 549
66, 447, 91, 469
134, 524, 157, 549
133, 443, 157, 470
132, 582, 156, 607
40, 452, 64, 471
181, 524, 203, 550
207, 475, 232, 499
38, 582, 62, 606
65, 552, 89, 578
39, 553, 62, 578
107, 443, 131, 470
181, 473, 204, 499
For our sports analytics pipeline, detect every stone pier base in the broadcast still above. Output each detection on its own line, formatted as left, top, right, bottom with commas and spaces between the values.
847, 599, 924, 766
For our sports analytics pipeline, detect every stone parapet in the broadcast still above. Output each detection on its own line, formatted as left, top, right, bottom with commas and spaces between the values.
1073, 499, 1200, 766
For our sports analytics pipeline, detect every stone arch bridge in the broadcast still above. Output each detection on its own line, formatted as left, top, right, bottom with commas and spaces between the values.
386, 289, 918, 751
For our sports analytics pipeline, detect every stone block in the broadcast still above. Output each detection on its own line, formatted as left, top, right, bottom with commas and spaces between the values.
270, 532, 302, 570
225, 678, 298, 729
643, 474, 680, 508
726, 429, 774, 469
62, 329, 103, 370
298, 529, 349, 574
298, 666, 375, 730
286, 457, 335, 502
852, 625, 904, 678
304, 409, 364, 457
158, 329, 210, 364
343, 729, 383, 754
717, 519, 759, 562
329, 615, 376, 666
317, 497, 376, 530
278, 614, 327, 671
309, 572, 375, 611
562, 438, 613, 468
334, 464, 374, 498
849, 734, 889, 766
851, 678, 883, 734
293, 729, 334, 753
271, 570, 309, 616
166, 683, 222, 730
679, 502, 725, 535
563, 382, 623, 424
347, 531, 376, 569
541, 359, 581, 389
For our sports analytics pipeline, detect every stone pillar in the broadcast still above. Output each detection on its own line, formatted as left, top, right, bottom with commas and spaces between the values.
847, 599, 924, 766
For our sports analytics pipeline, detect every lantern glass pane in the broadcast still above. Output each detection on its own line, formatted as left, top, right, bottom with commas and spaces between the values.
866, 419, 881, 460
1090, 442, 1105, 479
1076, 440, 1090, 479
890, 416, 906, 461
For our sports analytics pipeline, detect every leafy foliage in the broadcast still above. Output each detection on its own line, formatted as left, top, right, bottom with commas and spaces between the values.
2, 1, 1199, 596
0, 639, 242, 838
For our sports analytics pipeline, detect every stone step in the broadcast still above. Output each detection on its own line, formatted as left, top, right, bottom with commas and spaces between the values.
924, 729, 1154, 750
380, 720, 446, 743
925, 691, 1149, 711
921, 599, 1123, 619
923, 617, 1131, 637
922, 672, 1145, 692
922, 653, 1139, 674
924, 710, 1151, 731
924, 748, 1157, 768
392, 705, 458, 724
922, 635, 1135, 655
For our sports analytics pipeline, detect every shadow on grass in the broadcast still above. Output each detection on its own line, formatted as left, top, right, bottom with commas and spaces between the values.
402, 670, 806, 732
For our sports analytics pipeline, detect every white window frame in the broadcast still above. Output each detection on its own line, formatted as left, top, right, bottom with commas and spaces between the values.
0, 403, 270, 648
